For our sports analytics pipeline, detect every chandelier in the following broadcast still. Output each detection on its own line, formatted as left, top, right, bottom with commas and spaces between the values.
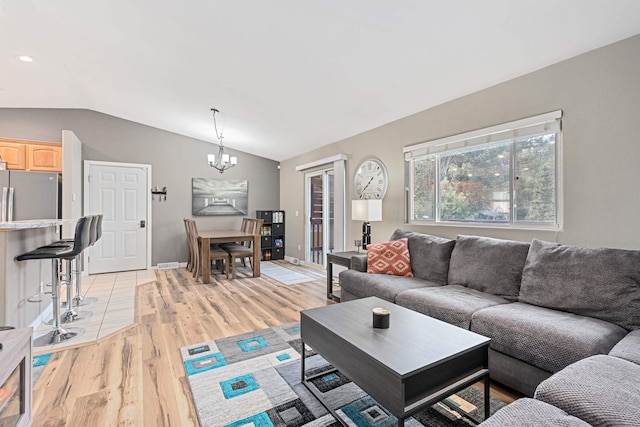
207, 108, 237, 173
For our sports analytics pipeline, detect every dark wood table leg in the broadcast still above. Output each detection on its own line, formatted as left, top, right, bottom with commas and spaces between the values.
484, 374, 491, 421
253, 234, 260, 277
300, 340, 306, 383
326, 261, 333, 299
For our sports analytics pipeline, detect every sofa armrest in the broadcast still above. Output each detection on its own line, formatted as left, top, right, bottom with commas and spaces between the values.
350, 254, 368, 272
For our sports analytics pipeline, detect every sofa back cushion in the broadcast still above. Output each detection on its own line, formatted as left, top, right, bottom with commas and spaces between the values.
519, 239, 640, 331
448, 235, 530, 300
390, 229, 455, 285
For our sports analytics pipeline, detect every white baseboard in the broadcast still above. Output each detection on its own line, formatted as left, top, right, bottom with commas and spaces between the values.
285, 255, 309, 265
152, 262, 188, 270
156, 261, 180, 270
285, 256, 301, 265
285, 256, 326, 271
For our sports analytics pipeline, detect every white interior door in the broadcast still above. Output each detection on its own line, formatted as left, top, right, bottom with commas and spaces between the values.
85, 161, 151, 274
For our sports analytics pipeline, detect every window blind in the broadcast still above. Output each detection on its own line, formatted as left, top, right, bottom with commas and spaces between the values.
404, 110, 562, 160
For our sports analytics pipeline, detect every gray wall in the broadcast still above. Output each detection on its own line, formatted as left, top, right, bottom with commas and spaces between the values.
281, 34, 640, 259
0, 109, 280, 265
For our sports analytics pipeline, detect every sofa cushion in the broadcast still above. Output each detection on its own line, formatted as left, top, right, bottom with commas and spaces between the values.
535, 355, 640, 427
447, 235, 529, 301
390, 229, 455, 285
366, 238, 413, 277
519, 238, 640, 331
396, 285, 510, 330
470, 302, 628, 373
478, 398, 591, 427
338, 269, 438, 302
609, 330, 640, 365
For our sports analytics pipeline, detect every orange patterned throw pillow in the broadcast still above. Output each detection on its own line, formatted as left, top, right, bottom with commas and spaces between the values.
367, 238, 413, 277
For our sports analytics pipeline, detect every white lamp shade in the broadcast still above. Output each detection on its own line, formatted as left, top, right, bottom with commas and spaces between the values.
230, 156, 238, 165
222, 153, 230, 163
207, 154, 215, 164
352, 199, 383, 222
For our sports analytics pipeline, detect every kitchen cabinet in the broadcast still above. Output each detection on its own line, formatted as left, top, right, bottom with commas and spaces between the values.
0, 139, 62, 172
0, 141, 26, 170
26, 143, 62, 172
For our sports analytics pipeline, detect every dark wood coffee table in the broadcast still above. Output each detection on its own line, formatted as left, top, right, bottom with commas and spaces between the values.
300, 296, 491, 426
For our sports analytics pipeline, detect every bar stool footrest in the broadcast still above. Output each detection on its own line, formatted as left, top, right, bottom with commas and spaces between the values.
27, 293, 52, 303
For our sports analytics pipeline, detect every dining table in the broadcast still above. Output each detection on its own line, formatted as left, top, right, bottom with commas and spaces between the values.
198, 229, 261, 284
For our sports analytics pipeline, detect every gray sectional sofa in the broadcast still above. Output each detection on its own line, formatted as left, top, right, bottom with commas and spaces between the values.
338, 230, 640, 426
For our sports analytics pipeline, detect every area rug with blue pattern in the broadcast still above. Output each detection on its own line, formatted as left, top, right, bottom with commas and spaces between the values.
180, 322, 505, 427
33, 352, 53, 385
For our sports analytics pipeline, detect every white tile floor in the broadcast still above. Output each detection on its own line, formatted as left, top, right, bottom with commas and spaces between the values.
33, 269, 157, 354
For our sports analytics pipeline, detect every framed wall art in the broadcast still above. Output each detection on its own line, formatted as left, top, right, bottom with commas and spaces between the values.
192, 178, 248, 216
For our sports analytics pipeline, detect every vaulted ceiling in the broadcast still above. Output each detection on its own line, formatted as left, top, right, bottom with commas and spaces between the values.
2, 1, 640, 161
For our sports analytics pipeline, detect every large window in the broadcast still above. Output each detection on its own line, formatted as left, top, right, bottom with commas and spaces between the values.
405, 111, 561, 228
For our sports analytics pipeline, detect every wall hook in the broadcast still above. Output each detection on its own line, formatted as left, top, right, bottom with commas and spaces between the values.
151, 186, 167, 201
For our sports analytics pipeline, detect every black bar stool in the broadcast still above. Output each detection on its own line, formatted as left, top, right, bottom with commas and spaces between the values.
42, 216, 94, 322
16, 216, 92, 346
73, 214, 102, 306
45, 215, 101, 309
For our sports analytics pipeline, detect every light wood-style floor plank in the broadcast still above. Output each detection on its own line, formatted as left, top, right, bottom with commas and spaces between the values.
31, 261, 518, 426
32, 262, 329, 426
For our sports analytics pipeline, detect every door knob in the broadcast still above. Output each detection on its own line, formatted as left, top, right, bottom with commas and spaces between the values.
140, 220, 146, 228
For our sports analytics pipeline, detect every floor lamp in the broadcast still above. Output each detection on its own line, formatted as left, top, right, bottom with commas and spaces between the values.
352, 199, 383, 250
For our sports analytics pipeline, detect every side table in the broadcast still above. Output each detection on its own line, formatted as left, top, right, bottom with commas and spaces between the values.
326, 251, 363, 302
0, 327, 33, 427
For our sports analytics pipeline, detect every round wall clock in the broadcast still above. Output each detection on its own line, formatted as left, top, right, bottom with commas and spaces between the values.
354, 158, 389, 200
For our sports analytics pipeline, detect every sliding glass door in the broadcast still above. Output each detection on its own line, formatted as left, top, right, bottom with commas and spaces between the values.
305, 169, 335, 267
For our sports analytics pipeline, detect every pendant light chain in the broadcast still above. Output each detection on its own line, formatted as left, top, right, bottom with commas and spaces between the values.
208, 108, 237, 173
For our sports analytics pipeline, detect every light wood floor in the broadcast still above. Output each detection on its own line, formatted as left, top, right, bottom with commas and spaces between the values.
32, 261, 518, 426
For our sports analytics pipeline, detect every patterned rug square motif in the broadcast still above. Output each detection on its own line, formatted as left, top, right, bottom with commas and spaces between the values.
214, 326, 293, 365
237, 336, 269, 352
220, 374, 260, 399
180, 322, 505, 427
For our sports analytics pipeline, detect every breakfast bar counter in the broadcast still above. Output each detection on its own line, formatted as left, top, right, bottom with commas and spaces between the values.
0, 219, 70, 231
0, 219, 75, 328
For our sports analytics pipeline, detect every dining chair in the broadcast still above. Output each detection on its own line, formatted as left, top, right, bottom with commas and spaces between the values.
187, 219, 229, 280
225, 218, 263, 279
184, 218, 194, 273
219, 217, 250, 252
184, 219, 200, 278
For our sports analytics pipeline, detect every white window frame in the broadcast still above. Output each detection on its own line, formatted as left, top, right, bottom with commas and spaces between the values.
404, 111, 563, 230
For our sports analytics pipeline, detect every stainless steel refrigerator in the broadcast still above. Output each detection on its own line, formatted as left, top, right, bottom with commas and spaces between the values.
0, 170, 61, 221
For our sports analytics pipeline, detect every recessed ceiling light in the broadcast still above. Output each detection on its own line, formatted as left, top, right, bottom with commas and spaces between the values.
18, 55, 34, 62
